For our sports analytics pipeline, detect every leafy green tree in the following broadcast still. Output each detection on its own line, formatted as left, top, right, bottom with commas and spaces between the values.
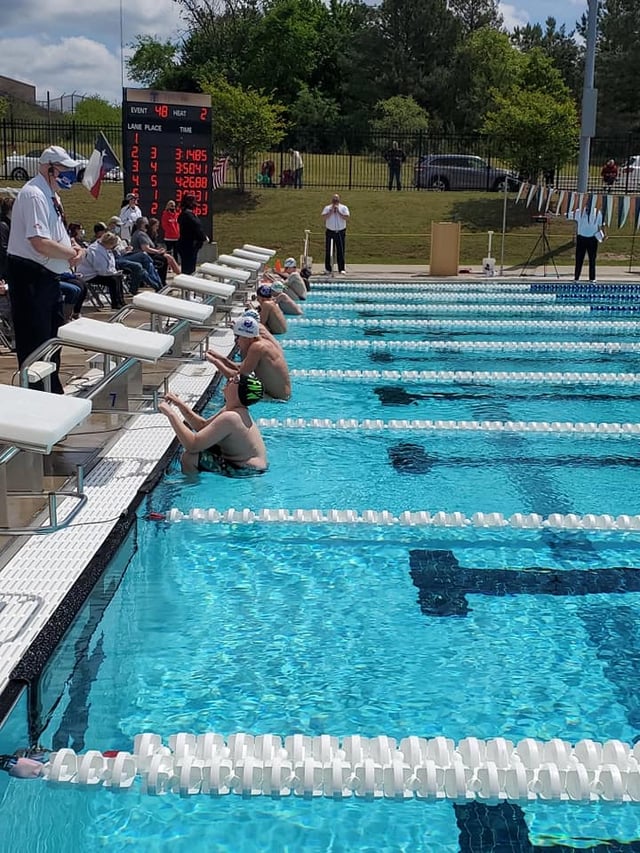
370, 95, 428, 152
0, 97, 8, 120
448, 0, 503, 34
289, 86, 341, 150
72, 96, 121, 125
449, 28, 521, 132
510, 18, 582, 100
126, 36, 181, 88
594, 0, 640, 135
200, 77, 287, 191
483, 49, 579, 180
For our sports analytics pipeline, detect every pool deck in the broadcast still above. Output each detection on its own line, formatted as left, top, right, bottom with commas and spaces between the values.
1, 263, 640, 723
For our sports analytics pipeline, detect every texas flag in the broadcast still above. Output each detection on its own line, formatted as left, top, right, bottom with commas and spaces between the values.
82, 132, 120, 198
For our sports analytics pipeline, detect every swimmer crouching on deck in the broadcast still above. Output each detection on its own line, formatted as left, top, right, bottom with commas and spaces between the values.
159, 375, 267, 476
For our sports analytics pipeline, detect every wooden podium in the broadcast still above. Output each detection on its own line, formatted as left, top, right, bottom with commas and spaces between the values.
430, 222, 461, 276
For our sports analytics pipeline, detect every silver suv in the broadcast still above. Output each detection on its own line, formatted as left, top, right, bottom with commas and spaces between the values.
414, 154, 516, 191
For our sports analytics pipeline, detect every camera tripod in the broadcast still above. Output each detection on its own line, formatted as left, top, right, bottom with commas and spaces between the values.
519, 218, 560, 279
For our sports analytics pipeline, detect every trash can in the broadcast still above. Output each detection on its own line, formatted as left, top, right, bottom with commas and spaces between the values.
430, 222, 460, 277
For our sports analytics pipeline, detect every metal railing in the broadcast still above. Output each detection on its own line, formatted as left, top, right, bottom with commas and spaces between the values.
1, 120, 639, 192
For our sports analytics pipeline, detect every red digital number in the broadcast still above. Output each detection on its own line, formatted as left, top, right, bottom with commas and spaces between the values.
150, 146, 158, 160
131, 145, 139, 158
154, 105, 168, 119
131, 174, 140, 186
175, 148, 182, 161
200, 108, 208, 121
151, 202, 159, 215
150, 174, 158, 188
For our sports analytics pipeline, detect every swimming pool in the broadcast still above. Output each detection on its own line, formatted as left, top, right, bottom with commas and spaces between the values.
3, 279, 640, 851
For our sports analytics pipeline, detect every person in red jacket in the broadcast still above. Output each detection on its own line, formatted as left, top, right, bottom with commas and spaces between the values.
160, 199, 179, 258
601, 159, 618, 189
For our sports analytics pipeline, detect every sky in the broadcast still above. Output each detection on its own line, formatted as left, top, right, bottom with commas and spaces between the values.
0, 0, 588, 107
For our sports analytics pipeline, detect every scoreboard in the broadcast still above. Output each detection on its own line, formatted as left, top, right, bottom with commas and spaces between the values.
122, 88, 213, 239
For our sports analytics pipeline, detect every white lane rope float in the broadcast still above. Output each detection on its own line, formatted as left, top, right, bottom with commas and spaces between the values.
282, 339, 640, 353
311, 281, 539, 292
289, 369, 640, 385
289, 317, 640, 332
304, 302, 591, 316
310, 292, 557, 304
256, 417, 640, 436
36, 733, 640, 801
155, 507, 640, 532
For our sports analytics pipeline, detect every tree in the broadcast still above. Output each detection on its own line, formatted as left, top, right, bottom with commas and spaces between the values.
594, 0, 640, 135
200, 77, 287, 191
482, 50, 579, 180
448, 0, 503, 35
0, 97, 8, 121
127, 36, 180, 88
72, 96, 121, 125
511, 18, 582, 100
449, 28, 522, 132
370, 95, 429, 152
289, 86, 341, 151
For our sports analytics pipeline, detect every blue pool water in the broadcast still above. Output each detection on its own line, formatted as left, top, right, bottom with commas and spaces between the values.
3, 280, 640, 851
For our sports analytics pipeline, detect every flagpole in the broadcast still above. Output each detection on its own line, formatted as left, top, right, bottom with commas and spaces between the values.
119, 0, 125, 91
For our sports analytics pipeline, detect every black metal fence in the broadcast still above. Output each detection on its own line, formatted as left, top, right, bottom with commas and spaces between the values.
2, 120, 639, 193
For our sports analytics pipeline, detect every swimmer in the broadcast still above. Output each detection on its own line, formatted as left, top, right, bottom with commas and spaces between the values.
280, 257, 307, 300
207, 314, 291, 401
271, 280, 302, 316
255, 284, 287, 335
159, 376, 267, 475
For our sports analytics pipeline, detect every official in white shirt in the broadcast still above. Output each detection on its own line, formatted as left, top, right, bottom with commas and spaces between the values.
567, 206, 604, 283
321, 193, 350, 274
7, 145, 85, 392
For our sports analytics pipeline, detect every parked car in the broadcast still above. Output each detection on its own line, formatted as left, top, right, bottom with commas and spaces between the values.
414, 154, 518, 191
4, 148, 122, 183
620, 155, 640, 188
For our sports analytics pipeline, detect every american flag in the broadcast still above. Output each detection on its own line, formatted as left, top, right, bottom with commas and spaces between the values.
212, 156, 230, 190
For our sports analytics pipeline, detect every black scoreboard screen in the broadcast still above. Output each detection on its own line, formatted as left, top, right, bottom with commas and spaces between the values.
122, 88, 213, 239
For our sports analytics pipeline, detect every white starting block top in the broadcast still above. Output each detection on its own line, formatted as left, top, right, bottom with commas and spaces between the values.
198, 263, 250, 283
173, 274, 236, 299
233, 249, 270, 264
58, 317, 174, 362
243, 243, 276, 258
132, 292, 213, 324
0, 384, 92, 453
216, 254, 261, 272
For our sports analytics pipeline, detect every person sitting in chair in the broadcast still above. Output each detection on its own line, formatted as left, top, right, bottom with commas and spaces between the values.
76, 232, 125, 309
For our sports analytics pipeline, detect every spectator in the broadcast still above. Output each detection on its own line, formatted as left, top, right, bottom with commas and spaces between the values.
76, 232, 125, 309
6, 145, 85, 392
119, 193, 142, 241
601, 159, 618, 189
384, 141, 406, 191
131, 217, 170, 285
321, 193, 350, 275
260, 159, 276, 187
177, 194, 208, 275
160, 200, 180, 257
106, 217, 162, 293
148, 217, 180, 278
288, 148, 304, 189
67, 222, 87, 247
0, 196, 14, 280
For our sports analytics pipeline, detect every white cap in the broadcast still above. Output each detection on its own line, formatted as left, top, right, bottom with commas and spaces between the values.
233, 315, 260, 338
284, 257, 296, 268
39, 145, 80, 168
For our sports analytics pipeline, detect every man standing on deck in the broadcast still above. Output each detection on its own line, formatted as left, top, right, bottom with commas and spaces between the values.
6, 145, 85, 392
321, 193, 350, 275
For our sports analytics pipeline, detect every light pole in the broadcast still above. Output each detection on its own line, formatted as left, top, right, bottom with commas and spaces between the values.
577, 0, 599, 193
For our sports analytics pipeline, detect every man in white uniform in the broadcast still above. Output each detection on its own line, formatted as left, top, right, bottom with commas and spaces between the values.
567, 206, 604, 283
321, 193, 350, 274
7, 145, 84, 392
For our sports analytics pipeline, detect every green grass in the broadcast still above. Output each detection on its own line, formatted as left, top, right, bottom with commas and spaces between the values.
4, 181, 638, 268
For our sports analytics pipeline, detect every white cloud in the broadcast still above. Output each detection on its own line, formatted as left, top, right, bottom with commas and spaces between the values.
0, 0, 184, 104
499, 3, 530, 31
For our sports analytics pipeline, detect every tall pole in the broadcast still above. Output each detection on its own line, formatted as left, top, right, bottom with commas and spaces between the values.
119, 0, 125, 91
577, 0, 599, 193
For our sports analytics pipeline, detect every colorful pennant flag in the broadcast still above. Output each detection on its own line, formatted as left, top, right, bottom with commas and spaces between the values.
212, 156, 230, 190
618, 196, 631, 229
526, 184, 537, 207
515, 181, 527, 204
